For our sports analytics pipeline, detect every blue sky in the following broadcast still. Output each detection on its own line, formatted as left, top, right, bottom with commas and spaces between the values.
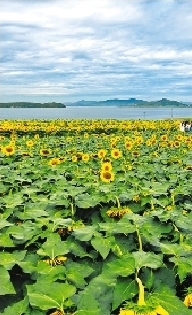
1, 0, 192, 103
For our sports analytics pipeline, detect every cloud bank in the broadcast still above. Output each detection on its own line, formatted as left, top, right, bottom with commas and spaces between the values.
1, 0, 192, 102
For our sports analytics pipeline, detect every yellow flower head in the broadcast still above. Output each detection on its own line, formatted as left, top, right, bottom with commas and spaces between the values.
100, 170, 115, 183
184, 293, 192, 307
26, 140, 34, 147
82, 153, 90, 162
111, 148, 122, 159
2, 145, 15, 156
48, 158, 61, 166
40, 148, 52, 156
101, 162, 112, 172
98, 149, 107, 158
125, 141, 133, 150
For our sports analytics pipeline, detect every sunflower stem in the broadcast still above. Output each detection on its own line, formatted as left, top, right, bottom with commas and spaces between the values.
136, 277, 146, 305
136, 228, 143, 251
115, 196, 121, 209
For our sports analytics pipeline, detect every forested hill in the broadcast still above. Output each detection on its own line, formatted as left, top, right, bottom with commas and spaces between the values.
0, 102, 66, 108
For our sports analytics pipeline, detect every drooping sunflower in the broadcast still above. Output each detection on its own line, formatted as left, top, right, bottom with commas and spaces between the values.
40, 148, 52, 156
111, 148, 122, 159
100, 170, 115, 183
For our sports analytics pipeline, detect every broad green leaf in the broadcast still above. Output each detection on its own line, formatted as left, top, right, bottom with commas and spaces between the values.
0, 219, 13, 230
0, 234, 15, 247
107, 254, 135, 277
1, 298, 29, 315
27, 282, 76, 310
28, 293, 60, 310
65, 236, 88, 257
153, 267, 176, 289
37, 233, 69, 257
0, 266, 16, 295
160, 243, 189, 256
132, 250, 163, 270
169, 256, 192, 282
75, 293, 101, 315
154, 285, 192, 315
99, 222, 136, 234
91, 234, 112, 259
75, 193, 99, 208
73, 225, 96, 241
65, 262, 94, 288
112, 279, 138, 310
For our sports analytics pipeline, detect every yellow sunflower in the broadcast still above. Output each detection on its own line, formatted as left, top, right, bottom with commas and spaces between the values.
40, 148, 52, 156
173, 141, 180, 148
26, 140, 34, 147
48, 158, 61, 166
160, 134, 168, 141
2, 145, 15, 156
132, 150, 140, 157
111, 148, 122, 159
125, 141, 133, 150
72, 155, 78, 162
82, 153, 90, 162
101, 162, 112, 172
100, 170, 115, 183
98, 149, 107, 158
184, 293, 192, 307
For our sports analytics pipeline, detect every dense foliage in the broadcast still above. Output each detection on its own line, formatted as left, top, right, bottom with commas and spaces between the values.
0, 118, 192, 315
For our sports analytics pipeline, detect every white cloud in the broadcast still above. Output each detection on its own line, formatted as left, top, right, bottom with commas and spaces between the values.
1, 0, 192, 102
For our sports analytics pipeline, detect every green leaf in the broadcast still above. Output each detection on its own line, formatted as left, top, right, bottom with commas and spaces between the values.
99, 222, 136, 234
169, 256, 192, 282
1, 298, 29, 315
65, 262, 94, 289
132, 250, 163, 270
91, 234, 112, 259
28, 292, 61, 310
75, 293, 102, 315
154, 285, 192, 315
153, 267, 176, 289
37, 233, 69, 258
73, 225, 96, 241
107, 254, 135, 277
0, 266, 16, 295
160, 243, 189, 256
0, 234, 15, 247
0, 219, 13, 230
65, 236, 88, 257
75, 193, 99, 208
27, 281, 76, 310
112, 279, 138, 310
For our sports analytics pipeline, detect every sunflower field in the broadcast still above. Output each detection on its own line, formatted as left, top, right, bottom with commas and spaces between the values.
0, 118, 192, 315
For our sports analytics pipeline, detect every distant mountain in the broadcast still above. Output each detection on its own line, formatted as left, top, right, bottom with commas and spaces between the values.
0, 102, 66, 108
66, 98, 191, 107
